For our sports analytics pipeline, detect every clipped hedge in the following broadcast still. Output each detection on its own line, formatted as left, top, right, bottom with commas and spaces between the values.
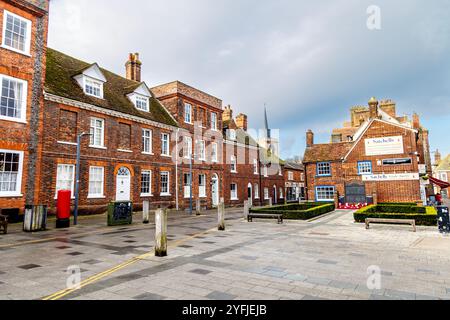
354, 205, 438, 226
250, 203, 335, 220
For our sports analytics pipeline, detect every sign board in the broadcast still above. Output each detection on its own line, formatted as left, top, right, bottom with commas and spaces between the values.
365, 136, 404, 156
362, 173, 419, 182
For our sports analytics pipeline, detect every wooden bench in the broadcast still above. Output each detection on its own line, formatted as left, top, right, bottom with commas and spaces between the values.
0, 212, 8, 234
248, 213, 283, 224
365, 218, 416, 232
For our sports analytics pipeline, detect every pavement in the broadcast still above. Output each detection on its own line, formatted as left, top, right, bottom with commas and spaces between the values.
1, 208, 450, 300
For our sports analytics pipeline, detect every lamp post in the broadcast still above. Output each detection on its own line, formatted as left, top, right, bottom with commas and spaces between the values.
74, 132, 92, 226
189, 152, 194, 215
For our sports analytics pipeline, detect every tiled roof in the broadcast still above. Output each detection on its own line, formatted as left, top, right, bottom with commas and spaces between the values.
437, 155, 450, 171
45, 48, 178, 127
284, 162, 304, 171
303, 142, 353, 163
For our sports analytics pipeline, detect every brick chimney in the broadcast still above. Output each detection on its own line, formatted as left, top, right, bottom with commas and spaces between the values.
222, 105, 233, 122
125, 53, 142, 82
435, 149, 442, 165
306, 130, 314, 147
235, 113, 248, 131
368, 97, 379, 119
412, 113, 420, 130
379, 99, 396, 118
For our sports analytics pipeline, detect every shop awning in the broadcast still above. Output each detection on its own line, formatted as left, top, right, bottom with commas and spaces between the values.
429, 176, 450, 189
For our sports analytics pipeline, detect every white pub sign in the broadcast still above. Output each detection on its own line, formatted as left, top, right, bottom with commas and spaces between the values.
362, 173, 420, 182
365, 136, 404, 156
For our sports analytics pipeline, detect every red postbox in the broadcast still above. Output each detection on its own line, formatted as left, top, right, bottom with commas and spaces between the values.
56, 190, 71, 228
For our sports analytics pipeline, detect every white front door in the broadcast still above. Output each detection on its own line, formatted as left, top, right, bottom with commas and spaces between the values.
212, 174, 219, 206
116, 167, 131, 201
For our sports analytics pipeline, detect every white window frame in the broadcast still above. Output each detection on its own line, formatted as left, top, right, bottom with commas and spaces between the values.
264, 166, 268, 177
160, 171, 170, 196
161, 133, 170, 157
55, 164, 75, 199
184, 136, 192, 159
211, 112, 217, 131
140, 170, 152, 197
199, 174, 206, 198
317, 162, 331, 176
230, 155, 237, 173
0, 149, 24, 197
135, 94, 150, 112
253, 159, 259, 175
0, 74, 28, 123
197, 140, 206, 161
230, 183, 238, 200
280, 187, 284, 199
183, 173, 191, 198
264, 188, 269, 200
84, 77, 103, 98
142, 129, 153, 154
288, 171, 294, 181
254, 184, 260, 199
184, 103, 192, 124
440, 172, 448, 182
1, 10, 32, 56
316, 186, 335, 202
89, 117, 105, 148
211, 142, 218, 163
88, 166, 104, 199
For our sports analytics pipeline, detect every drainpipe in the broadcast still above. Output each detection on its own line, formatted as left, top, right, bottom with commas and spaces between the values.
175, 128, 179, 211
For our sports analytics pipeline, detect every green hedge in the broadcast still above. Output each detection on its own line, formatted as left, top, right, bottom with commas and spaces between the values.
378, 202, 419, 206
354, 205, 438, 226
250, 203, 335, 220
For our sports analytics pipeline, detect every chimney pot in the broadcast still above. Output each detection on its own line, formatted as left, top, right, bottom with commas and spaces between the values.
235, 113, 248, 131
306, 129, 314, 147
126, 52, 142, 82
368, 97, 379, 119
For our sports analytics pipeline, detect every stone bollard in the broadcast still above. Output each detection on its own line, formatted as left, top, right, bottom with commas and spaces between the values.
143, 200, 150, 224
269, 198, 273, 207
196, 199, 201, 216
244, 200, 250, 220
218, 198, 225, 231
334, 191, 339, 209
155, 208, 168, 257
373, 193, 378, 205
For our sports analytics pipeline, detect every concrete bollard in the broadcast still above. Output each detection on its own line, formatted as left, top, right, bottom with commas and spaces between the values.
155, 208, 168, 257
269, 198, 273, 207
143, 200, 150, 224
244, 200, 249, 220
218, 198, 225, 231
196, 199, 201, 216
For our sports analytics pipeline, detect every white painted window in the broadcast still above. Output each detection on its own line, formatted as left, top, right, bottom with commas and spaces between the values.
197, 140, 206, 161
84, 78, 103, 98
184, 136, 192, 159
141, 170, 152, 196
230, 183, 238, 200
253, 159, 259, 174
440, 172, 448, 182
88, 166, 104, 198
0, 150, 23, 197
160, 171, 170, 195
89, 117, 105, 148
254, 184, 259, 199
288, 171, 294, 181
56, 164, 75, 197
230, 156, 237, 173
184, 173, 191, 198
142, 129, 152, 154
161, 133, 170, 156
0, 74, 27, 123
199, 174, 206, 197
1, 10, 32, 55
264, 188, 269, 200
211, 142, 218, 163
184, 103, 192, 124
317, 162, 331, 176
301, 173, 305, 181
316, 186, 335, 202
211, 112, 217, 130
280, 187, 284, 199
135, 95, 149, 112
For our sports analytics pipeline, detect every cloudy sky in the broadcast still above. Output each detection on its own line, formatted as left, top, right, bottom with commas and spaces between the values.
48, 0, 450, 160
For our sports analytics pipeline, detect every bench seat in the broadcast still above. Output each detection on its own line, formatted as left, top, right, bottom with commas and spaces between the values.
248, 213, 283, 224
365, 218, 416, 232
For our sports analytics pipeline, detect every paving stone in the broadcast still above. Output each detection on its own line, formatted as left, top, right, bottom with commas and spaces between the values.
66, 252, 84, 256
240, 255, 258, 261
384, 289, 416, 300
189, 269, 212, 275
82, 259, 102, 265
18, 264, 41, 270
133, 293, 166, 300
328, 280, 358, 290
284, 274, 307, 282
317, 259, 338, 265
206, 291, 237, 300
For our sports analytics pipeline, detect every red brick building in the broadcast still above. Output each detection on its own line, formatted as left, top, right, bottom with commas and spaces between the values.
0, 0, 49, 219
304, 98, 431, 205
284, 162, 305, 201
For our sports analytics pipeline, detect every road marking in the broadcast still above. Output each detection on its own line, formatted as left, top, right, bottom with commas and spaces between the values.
42, 227, 218, 300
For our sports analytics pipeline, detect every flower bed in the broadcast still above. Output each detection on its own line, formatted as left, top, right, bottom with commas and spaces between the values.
250, 202, 335, 220
354, 204, 438, 226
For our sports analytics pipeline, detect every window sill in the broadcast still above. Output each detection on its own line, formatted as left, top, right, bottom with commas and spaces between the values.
117, 149, 133, 153
199, 195, 207, 198
142, 152, 154, 156
231, 171, 238, 174
231, 198, 239, 201
161, 154, 172, 158
316, 175, 332, 178
0, 116, 27, 124
0, 193, 23, 198
0, 44, 31, 57
140, 194, 154, 197
87, 195, 106, 199
58, 141, 78, 146
89, 145, 107, 150
160, 193, 172, 197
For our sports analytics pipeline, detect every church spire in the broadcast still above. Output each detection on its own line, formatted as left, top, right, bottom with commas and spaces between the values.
264, 105, 271, 138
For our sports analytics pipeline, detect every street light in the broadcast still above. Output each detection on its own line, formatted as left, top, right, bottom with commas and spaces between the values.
74, 132, 92, 225
189, 152, 194, 215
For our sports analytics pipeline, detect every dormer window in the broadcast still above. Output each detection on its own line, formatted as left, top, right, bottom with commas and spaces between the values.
135, 95, 149, 112
85, 78, 103, 98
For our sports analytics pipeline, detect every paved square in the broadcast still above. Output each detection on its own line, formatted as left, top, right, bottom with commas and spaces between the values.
0, 208, 450, 300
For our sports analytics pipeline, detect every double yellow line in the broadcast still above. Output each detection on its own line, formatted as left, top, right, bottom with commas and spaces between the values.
43, 227, 218, 300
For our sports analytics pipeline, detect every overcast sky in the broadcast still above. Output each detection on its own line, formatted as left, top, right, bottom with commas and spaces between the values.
48, 0, 450, 160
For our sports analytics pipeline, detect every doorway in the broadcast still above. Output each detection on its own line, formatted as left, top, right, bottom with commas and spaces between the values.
116, 167, 131, 201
